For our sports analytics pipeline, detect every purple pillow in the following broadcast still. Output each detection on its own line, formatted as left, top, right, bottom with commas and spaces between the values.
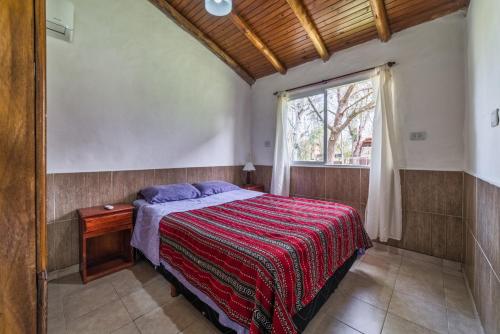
140, 183, 201, 204
192, 181, 240, 197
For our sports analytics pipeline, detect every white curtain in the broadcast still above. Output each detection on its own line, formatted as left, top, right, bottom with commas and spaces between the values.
270, 93, 291, 196
365, 66, 403, 242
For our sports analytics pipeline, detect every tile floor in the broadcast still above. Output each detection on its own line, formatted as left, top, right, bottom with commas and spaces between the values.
48, 243, 484, 334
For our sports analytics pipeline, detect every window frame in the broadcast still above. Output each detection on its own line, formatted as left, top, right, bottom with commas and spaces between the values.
288, 72, 374, 167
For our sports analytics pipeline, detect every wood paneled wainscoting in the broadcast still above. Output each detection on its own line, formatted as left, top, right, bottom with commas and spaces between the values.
253, 165, 465, 262
463, 174, 500, 334
47, 166, 244, 273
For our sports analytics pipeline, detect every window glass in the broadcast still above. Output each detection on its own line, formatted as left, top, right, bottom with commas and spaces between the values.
326, 79, 375, 166
287, 78, 375, 166
287, 93, 325, 162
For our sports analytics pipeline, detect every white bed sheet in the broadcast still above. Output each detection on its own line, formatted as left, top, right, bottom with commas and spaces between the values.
131, 189, 263, 266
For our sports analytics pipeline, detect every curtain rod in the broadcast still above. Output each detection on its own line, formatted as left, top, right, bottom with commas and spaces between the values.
273, 61, 396, 96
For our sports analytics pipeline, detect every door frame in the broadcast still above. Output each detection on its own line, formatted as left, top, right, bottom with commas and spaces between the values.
35, 0, 47, 333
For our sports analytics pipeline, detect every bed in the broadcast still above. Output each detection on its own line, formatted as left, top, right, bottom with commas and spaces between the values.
132, 188, 372, 334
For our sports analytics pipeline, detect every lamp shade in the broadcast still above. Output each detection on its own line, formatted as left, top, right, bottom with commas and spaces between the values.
205, 0, 232, 16
242, 162, 256, 172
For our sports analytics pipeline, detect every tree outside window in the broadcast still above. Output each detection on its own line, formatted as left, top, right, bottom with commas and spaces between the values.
287, 78, 375, 166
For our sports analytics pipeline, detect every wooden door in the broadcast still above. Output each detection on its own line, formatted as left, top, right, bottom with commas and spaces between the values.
0, 0, 47, 333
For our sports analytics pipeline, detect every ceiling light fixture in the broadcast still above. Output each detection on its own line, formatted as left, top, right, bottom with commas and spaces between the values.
205, 0, 232, 16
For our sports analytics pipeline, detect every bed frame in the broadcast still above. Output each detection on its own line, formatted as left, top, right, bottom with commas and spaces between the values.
138, 250, 358, 334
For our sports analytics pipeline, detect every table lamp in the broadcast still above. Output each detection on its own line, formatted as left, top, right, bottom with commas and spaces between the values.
242, 162, 256, 185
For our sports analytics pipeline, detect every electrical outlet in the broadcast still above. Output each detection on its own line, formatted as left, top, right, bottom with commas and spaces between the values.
491, 109, 499, 128
410, 131, 427, 141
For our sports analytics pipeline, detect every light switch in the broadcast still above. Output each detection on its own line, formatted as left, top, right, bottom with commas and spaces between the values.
264, 140, 271, 148
410, 131, 427, 141
491, 109, 499, 128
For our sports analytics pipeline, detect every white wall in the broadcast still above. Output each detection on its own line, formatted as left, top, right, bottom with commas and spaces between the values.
251, 13, 466, 171
48, 4, 470, 174
465, 0, 500, 187
47, 0, 252, 173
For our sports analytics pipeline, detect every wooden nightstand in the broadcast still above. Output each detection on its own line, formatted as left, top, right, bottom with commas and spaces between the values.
78, 204, 134, 283
242, 184, 265, 192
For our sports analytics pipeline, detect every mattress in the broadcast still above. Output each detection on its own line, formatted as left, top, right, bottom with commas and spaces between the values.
158, 194, 372, 334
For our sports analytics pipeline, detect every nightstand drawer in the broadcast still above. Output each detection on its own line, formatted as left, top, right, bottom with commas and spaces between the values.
84, 211, 132, 233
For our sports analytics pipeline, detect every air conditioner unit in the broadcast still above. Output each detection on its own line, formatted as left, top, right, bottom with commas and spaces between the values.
46, 0, 74, 42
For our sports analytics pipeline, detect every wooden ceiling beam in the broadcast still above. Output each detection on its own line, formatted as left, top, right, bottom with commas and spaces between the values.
229, 12, 286, 75
369, 0, 391, 42
147, 0, 255, 85
285, 0, 330, 62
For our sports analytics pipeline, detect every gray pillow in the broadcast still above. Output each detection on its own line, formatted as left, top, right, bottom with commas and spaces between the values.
192, 181, 240, 197
140, 183, 201, 204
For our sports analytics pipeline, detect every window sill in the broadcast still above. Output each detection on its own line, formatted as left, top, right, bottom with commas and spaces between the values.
291, 163, 370, 169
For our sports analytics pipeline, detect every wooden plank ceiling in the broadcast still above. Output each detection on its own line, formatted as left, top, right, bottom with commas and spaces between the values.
150, 0, 469, 84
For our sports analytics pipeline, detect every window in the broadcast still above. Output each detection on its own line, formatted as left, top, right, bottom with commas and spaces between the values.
287, 77, 375, 166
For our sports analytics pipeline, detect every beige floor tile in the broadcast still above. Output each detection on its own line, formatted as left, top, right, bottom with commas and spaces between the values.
443, 259, 462, 271
48, 264, 79, 282
382, 313, 437, 334
324, 291, 386, 334
49, 273, 86, 299
48, 251, 485, 334
365, 245, 403, 265
111, 322, 140, 334
304, 310, 362, 334
442, 260, 463, 278
388, 291, 448, 334
66, 300, 132, 334
134, 297, 199, 334
372, 242, 404, 255
399, 258, 444, 282
442, 273, 478, 317
443, 272, 467, 292
48, 289, 64, 318
180, 317, 220, 334
48, 313, 66, 334
447, 309, 483, 334
63, 281, 119, 320
108, 261, 160, 297
354, 255, 400, 287
445, 288, 476, 317
394, 274, 446, 307
360, 252, 400, 268
442, 266, 463, 277
401, 250, 443, 266
338, 271, 393, 310
48, 279, 63, 296
121, 275, 174, 319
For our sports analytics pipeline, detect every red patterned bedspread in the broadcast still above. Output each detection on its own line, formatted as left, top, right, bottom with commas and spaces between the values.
159, 194, 372, 334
